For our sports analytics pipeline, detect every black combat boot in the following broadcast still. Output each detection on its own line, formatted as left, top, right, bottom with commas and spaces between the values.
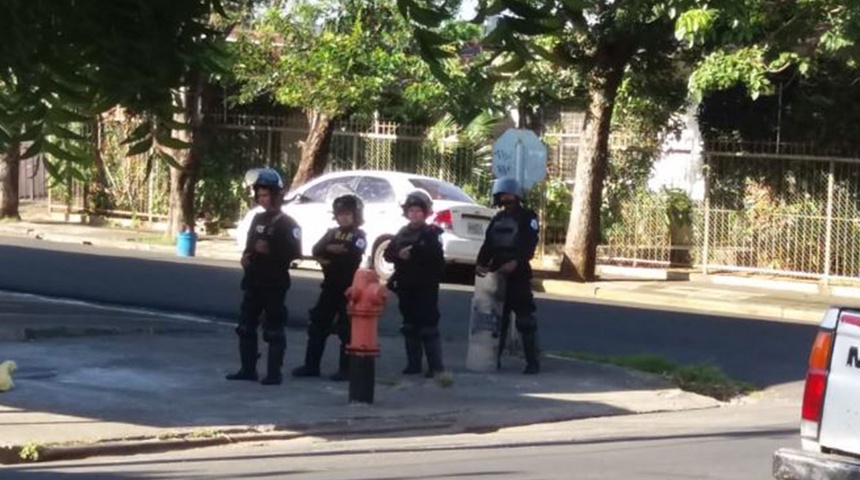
261, 344, 286, 385
422, 335, 445, 378
291, 335, 325, 377
402, 335, 424, 374
521, 332, 540, 375
226, 336, 259, 381
329, 344, 350, 381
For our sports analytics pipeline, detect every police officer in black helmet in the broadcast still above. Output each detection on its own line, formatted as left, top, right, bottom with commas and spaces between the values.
227, 168, 302, 385
384, 190, 447, 378
476, 177, 541, 374
292, 194, 367, 381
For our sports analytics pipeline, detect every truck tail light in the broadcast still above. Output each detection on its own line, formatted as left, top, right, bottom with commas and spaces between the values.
433, 209, 453, 231
801, 330, 833, 439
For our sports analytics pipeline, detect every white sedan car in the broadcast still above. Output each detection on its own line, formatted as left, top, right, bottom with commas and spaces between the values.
236, 170, 495, 280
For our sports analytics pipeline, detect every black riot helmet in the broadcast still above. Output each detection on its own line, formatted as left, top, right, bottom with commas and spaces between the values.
332, 194, 364, 226
401, 189, 433, 216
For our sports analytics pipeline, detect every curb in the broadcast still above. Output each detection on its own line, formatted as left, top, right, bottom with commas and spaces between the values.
535, 279, 825, 324
0, 420, 456, 465
0, 324, 218, 342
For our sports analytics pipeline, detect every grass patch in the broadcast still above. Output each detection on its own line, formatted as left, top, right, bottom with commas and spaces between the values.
18, 442, 41, 462
556, 352, 756, 401
126, 235, 175, 246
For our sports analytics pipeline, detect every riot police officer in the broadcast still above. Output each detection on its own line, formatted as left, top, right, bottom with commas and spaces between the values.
292, 194, 367, 381
476, 177, 541, 374
226, 168, 302, 385
384, 190, 447, 378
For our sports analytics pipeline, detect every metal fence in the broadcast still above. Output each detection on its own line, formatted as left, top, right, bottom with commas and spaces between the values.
46, 116, 171, 221
700, 141, 860, 282
596, 140, 860, 282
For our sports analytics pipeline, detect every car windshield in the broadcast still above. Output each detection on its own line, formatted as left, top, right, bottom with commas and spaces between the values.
408, 178, 474, 203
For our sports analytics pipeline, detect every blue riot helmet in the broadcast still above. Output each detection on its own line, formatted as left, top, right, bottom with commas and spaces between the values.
252, 168, 284, 206
491, 177, 522, 207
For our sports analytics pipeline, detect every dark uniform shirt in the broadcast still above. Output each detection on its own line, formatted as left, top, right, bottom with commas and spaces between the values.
477, 206, 539, 278
243, 210, 302, 289
384, 224, 445, 289
312, 226, 367, 290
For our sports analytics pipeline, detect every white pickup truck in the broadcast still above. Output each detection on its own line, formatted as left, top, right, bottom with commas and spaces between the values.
774, 307, 860, 479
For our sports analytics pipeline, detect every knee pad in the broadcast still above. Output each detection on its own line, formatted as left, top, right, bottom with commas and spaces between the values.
262, 328, 286, 346
515, 315, 538, 334
235, 324, 255, 339
418, 325, 440, 340
399, 324, 419, 337
307, 321, 330, 338
333, 319, 350, 343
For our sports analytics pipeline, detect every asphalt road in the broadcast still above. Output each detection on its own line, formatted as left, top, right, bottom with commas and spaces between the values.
0, 236, 817, 386
0, 388, 800, 480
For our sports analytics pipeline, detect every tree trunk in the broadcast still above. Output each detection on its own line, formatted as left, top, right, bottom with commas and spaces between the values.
290, 110, 334, 189
0, 143, 21, 220
167, 73, 205, 237
562, 56, 629, 282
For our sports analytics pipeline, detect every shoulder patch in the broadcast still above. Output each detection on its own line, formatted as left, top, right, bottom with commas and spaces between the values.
355, 237, 367, 251
292, 226, 301, 239
530, 218, 539, 231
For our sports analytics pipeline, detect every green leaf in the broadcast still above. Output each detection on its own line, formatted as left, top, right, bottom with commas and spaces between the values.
415, 28, 449, 47
493, 54, 526, 73
47, 125, 88, 142
46, 107, 90, 124
21, 139, 43, 159
122, 120, 154, 145
158, 117, 191, 131
68, 166, 87, 182
482, 19, 511, 48
157, 149, 183, 170
16, 123, 43, 143
396, 0, 411, 20
43, 140, 87, 164
505, 16, 561, 36
501, 0, 549, 20
127, 137, 154, 157
42, 157, 61, 180
408, 4, 448, 28
155, 131, 193, 150
209, 0, 227, 17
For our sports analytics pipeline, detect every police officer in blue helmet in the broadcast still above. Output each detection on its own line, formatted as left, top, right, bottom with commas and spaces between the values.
227, 168, 302, 385
476, 177, 541, 374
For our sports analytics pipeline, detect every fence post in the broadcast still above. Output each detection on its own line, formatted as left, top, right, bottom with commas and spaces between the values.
702, 156, 711, 275
351, 132, 359, 170
147, 166, 155, 224
823, 160, 836, 284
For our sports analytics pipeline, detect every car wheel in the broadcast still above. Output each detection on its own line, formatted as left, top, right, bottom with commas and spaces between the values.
372, 237, 395, 282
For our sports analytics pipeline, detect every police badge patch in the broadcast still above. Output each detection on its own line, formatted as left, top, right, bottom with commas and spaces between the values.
355, 237, 367, 250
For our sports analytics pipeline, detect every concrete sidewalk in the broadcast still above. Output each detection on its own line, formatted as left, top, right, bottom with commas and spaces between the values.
1, 202, 856, 324
0, 291, 719, 464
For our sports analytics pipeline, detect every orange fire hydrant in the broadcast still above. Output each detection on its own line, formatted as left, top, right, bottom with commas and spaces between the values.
344, 268, 388, 403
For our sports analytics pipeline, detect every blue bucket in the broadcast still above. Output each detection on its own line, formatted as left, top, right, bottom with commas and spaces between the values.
176, 231, 197, 257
